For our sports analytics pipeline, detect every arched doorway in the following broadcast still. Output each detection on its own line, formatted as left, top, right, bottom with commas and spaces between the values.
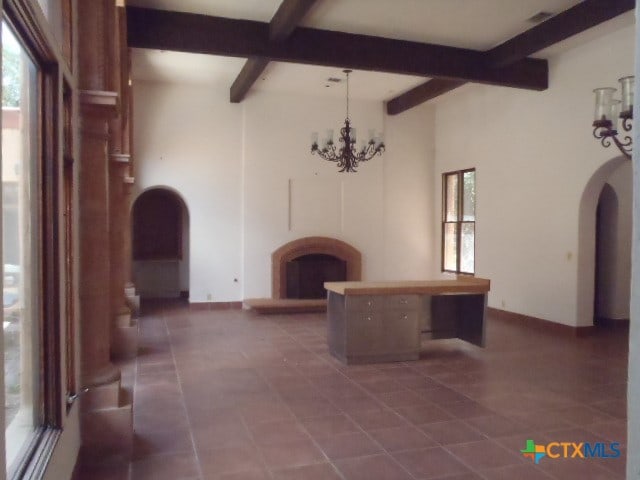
577, 157, 631, 326
132, 187, 190, 299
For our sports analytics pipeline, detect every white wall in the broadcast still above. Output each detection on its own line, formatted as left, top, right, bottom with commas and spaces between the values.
134, 84, 435, 302
133, 83, 244, 302
433, 23, 635, 327
383, 102, 436, 279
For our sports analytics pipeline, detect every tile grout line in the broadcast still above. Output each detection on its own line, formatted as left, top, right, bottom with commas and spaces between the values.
267, 314, 423, 480
250, 315, 348, 480
161, 310, 206, 480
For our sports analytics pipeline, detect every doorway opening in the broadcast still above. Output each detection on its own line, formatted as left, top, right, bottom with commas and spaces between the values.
577, 157, 631, 327
132, 187, 190, 299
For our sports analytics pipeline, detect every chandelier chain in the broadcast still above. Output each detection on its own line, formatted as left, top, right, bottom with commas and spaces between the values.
346, 70, 350, 120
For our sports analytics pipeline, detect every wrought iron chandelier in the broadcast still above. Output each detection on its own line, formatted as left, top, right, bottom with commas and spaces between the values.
311, 70, 385, 172
592, 75, 634, 159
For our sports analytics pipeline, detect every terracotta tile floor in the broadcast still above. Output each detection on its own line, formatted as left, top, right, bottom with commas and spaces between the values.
79, 302, 628, 479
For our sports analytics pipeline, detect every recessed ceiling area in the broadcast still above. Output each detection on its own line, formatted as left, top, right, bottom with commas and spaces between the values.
131, 48, 428, 102
130, 0, 582, 50
131, 49, 247, 87
252, 62, 427, 101
300, 0, 580, 50
127, 0, 283, 22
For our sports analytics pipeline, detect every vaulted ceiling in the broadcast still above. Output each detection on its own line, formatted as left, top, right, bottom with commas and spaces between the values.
127, 0, 635, 114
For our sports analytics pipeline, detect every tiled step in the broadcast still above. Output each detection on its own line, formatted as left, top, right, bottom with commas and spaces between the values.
243, 297, 327, 314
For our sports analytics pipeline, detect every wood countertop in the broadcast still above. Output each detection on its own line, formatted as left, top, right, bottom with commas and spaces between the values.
324, 277, 490, 296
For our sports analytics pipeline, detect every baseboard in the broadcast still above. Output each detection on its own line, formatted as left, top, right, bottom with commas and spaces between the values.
487, 307, 596, 337
189, 301, 242, 311
594, 317, 630, 328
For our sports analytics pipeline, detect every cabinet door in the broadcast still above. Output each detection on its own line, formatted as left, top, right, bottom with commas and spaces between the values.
346, 313, 383, 354
381, 311, 420, 352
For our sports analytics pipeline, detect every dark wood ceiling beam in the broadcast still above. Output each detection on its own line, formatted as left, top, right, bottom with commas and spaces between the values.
489, 0, 635, 67
230, 58, 271, 102
386, 0, 635, 115
231, 0, 318, 103
127, 6, 548, 90
386, 78, 466, 116
269, 0, 318, 41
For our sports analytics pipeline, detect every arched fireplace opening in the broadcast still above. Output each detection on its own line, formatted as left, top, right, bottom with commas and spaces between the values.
272, 237, 361, 299
286, 254, 346, 299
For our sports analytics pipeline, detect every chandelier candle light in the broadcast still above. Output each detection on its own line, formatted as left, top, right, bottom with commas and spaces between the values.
592, 75, 634, 159
311, 70, 385, 172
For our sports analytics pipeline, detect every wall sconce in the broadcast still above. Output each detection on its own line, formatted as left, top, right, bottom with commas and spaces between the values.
592, 76, 633, 159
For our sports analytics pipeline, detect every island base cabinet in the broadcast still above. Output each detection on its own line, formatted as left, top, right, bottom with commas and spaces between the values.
327, 290, 486, 365
328, 291, 421, 364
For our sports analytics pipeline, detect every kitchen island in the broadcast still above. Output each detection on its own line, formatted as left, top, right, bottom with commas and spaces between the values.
324, 276, 490, 364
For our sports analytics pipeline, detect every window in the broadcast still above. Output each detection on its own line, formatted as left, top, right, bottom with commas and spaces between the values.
442, 169, 475, 274
2, 10, 64, 476
2, 20, 42, 472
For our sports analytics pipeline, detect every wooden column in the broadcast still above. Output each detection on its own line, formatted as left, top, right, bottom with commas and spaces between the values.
109, 5, 139, 339
78, 97, 120, 386
78, 0, 120, 386
78, 0, 134, 466
120, 6, 138, 311
109, 153, 131, 325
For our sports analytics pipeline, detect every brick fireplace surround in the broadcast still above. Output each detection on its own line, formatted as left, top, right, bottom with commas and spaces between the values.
271, 237, 362, 299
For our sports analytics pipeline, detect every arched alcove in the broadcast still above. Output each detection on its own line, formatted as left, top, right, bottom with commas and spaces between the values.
577, 156, 630, 326
132, 187, 190, 299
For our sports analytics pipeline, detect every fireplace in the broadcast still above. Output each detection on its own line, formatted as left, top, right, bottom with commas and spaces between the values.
286, 254, 346, 299
272, 237, 361, 299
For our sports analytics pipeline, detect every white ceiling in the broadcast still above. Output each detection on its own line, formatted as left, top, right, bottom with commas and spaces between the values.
128, 0, 634, 101
300, 0, 581, 50
127, 0, 283, 22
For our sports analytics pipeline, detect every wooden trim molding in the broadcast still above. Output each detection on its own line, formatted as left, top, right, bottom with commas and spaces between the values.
272, 237, 362, 299
487, 307, 596, 337
110, 153, 131, 163
80, 90, 119, 117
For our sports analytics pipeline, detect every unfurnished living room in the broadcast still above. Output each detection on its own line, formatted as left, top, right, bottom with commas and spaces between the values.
1, 0, 639, 479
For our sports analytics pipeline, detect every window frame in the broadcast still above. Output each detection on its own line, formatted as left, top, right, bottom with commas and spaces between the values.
441, 168, 476, 275
2, 0, 71, 477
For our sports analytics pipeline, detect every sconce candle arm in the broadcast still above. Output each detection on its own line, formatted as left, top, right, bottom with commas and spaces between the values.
592, 119, 632, 159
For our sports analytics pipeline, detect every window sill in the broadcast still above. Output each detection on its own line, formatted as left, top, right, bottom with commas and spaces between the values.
8, 425, 60, 480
